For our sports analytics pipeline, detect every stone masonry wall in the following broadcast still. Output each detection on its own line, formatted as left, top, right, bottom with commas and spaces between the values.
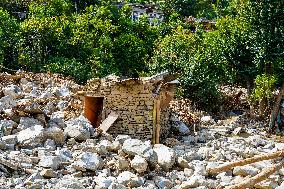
85, 77, 173, 141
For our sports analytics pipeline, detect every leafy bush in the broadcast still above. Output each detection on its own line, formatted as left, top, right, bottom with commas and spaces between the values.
44, 56, 92, 84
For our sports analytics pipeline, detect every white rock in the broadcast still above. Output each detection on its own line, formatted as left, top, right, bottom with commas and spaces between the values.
117, 171, 144, 188
64, 115, 94, 141
115, 135, 131, 145
179, 177, 199, 188
55, 178, 85, 189
200, 116, 214, 124
1, 135, 17, 144
122, 139, 157, 167
94, 176, 115, 189
233, 165, 259, 176
131, 155, 148, 173
72, 152, 103, 171
16, 125, 44, 147
57, 101, 69, 110
153, 144, 176, 171
38, 156, 61, 170
276, 181, 284, 189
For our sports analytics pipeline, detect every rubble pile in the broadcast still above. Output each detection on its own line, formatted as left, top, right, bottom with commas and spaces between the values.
0, 72, 284, 189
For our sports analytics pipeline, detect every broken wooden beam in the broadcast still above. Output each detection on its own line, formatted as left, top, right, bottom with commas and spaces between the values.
225, 159, 284, 189
98, 111, 119, 133
208, 150, 284, 175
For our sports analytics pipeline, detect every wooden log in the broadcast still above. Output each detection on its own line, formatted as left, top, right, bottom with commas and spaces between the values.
269, 81, 284, 131
208, 150, 284, 175
225, 160, 284, 189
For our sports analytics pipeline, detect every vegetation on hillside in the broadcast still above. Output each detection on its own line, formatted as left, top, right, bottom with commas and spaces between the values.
0, 0, 283, 114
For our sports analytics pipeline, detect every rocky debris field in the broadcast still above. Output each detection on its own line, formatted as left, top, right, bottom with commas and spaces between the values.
0, 71, 284, 189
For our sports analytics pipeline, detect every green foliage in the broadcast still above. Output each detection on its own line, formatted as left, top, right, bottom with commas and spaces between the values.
251, 74, 276, 103
45, 56, 91, 84
0, 8, 20, 70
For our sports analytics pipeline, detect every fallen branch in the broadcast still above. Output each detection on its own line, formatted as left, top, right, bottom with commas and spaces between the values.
225, 159, 284, 189
208, 150, 284, 175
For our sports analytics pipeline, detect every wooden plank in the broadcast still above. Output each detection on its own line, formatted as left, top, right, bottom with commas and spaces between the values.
98, 111, 118, 133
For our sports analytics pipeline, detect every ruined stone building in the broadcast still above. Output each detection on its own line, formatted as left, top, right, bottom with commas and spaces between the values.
84, 73, 178, 143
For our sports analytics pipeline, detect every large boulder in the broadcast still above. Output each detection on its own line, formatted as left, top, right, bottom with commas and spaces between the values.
117, 171, 144, 188
16, 125, 45, 147
122, 139, 157, 167
72, 152, 103, 171
153, 144, 176, 171
64, 115, 94, 141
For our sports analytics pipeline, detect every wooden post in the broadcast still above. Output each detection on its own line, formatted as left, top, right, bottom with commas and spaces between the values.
152, 99, 157, 144
155, 99, 161, 144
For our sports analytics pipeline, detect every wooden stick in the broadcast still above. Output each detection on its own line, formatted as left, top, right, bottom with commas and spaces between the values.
208, 150, 284, 175
225, 160, 284, 189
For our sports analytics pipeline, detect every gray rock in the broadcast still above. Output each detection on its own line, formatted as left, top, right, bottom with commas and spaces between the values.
16, 125, 44, 147
56, 148, 73, 162
117, 171, 144, 188
177, 157, 189, 169
48, 111, 66, 128
154, 176, 173, 189
153, 144, 176, 171
18, 117, 43, 130
0, 120, 17, 136
171, 116, 190, 135
44, 139, 56, 150
64, 115, 94, 141
72, 152, 103, 171
0, 96, 16, 111
130, 155, 148, 173
3, 85, 21, 99
57, 101, 69, 110
44, 126, 66, 145
233, 165, 259, 176
55, 178, 85, 189
115, 156, 130, 171
38, 156, 61, 170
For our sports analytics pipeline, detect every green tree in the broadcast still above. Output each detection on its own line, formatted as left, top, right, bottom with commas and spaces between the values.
0, 8, 20, 70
